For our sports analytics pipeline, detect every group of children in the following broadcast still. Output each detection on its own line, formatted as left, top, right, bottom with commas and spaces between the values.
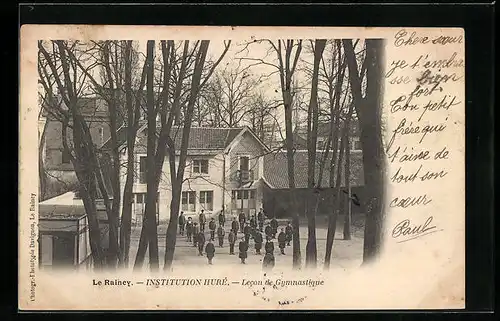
177, 209, 294, 268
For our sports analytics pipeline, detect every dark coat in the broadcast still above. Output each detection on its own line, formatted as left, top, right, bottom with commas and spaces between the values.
209, 220, 216, 231
254, 232, 263, 244
257, 212, 264, 222
239, 241, 248, 259
193, 225, 200, 235
217, 227, 225, 238
278, 232, 286, 243
270, 219, 278, 229
199, 213, 206, 223
179, 215, 186, 225
243, 225, 251, 235
205, 242, 215, 258
228, 231, 236, 244
265, 225, 272, 237
250, 217, 257, 228
218, 213, 225, 224
263, 253, 275, 269
265, 241, 274, 254
238, 213, 246, 222
186, 221, 193, 232
231, 220, 239, 232
197, 232, 206, 244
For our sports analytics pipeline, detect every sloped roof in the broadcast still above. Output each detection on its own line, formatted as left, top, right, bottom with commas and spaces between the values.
263, 150, 364, 189
42, 96, 109, 119
39, 204, 87, 220
173, 127, 243, 150
102, 125, 245, 151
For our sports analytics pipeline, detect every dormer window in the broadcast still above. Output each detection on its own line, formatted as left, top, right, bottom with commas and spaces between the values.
239, 156, 249, 171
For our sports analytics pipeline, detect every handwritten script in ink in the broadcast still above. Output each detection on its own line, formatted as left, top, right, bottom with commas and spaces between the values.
386, 29, 464, 243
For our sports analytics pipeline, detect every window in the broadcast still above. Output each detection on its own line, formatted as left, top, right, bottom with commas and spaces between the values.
239, 156, 249, 171
199, 191, 213, 211
181, 191, 196, 212
231, 189, 256, 212
61, 149, 71, 164
192, 160, 209, 174
133, 192, 160, 225
232, 189, 255, 200
139, 156, 147, 184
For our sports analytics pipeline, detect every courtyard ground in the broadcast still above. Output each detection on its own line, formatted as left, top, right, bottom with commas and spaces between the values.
129, 214, 365, 271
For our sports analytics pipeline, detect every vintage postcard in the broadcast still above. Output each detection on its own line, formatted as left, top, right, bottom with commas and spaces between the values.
19, 25, 465, 310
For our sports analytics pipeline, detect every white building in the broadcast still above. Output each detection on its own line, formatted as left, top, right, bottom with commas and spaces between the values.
104, 126, 270, 224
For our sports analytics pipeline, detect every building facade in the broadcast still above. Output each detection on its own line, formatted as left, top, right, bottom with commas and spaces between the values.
112, 126, 270, 224
40, 97, 113, 185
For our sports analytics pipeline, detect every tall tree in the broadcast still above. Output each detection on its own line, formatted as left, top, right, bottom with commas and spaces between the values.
144, 40, 161, 270
65, 40, 144, 268
38, 40, 106, 269
248, 91, 279, 147
305, 39, 326, 268
133, 40, 162, 271
164, 40, 230, 270
343, 39, 386, 264
240, 39, 305, 268
274, 39, 303, 269
131, 40, 230, 271
324, 98, 354, 269
342, 119, 352, 241
200, 66, 256, 128
120, 40, 147, 267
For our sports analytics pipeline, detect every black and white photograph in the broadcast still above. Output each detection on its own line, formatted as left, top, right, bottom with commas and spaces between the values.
36, 37, 384, 272
19, 25, 465, 310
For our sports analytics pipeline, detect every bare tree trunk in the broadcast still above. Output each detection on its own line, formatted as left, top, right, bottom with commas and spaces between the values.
343, 39, 386, 264
101, 41, 121, 269
39, 40, 106, 270
134, 40, 158, 271
119, 41, 146, 268
145, 40, 160, 271
277, 40, 303, 270
69, 118, 105, 270
284, 93, 301, 269
343, 124, 352, 240
324, 134, 345, 269
38, 120, 48, 201
322, 41, 347, 270
164, 41, 210, 270
305, 39, 326, 268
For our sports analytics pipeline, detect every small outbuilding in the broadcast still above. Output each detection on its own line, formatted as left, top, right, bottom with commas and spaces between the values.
38, 192, 110, 269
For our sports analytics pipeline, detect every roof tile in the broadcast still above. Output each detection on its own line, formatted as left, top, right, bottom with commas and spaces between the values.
263, 150, 364, 189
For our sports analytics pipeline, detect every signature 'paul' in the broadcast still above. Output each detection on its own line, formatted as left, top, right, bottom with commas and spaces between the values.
392, 216, 437, 238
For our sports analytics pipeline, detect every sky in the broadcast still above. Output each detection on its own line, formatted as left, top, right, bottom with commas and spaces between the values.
130, 39, 315, 132
40, 38, 365, 134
